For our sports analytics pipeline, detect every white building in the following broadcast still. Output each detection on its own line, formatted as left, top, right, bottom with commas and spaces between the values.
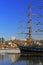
11, 37, 16, 41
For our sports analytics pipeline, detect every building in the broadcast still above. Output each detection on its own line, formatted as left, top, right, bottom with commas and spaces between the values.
0, 37, 5, 43
11, 37, 16, 41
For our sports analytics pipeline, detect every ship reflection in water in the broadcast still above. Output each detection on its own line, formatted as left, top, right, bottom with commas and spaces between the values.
0, 54, 43, 65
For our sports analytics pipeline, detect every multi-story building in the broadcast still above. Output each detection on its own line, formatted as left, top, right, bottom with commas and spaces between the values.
0, 37, 5, 43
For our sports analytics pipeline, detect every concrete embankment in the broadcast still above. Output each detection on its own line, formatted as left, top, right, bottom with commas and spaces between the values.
0, 49, 20, 54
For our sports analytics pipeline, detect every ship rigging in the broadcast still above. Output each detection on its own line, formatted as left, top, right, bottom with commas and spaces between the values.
19, 5, 43, 41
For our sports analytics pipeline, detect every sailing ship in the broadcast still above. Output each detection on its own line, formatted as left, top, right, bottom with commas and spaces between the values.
17, 5, 43, 53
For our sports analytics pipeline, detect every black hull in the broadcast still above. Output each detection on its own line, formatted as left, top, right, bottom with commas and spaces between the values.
19, 46, 43, 54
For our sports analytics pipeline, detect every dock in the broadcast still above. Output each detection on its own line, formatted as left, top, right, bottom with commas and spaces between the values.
0, 49, 20, 54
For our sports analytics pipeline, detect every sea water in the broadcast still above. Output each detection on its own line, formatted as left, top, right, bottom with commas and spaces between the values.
0, 53, 43, 65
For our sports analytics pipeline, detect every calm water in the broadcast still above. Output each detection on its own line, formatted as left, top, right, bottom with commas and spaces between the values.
0, 53, 43, 65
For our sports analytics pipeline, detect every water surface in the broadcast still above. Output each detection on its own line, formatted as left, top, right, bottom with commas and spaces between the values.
0, 53, 43, 65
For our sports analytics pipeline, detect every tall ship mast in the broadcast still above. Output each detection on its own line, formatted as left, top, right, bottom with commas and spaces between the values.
17, 5, 43, 53
19, 5, 43, 42
28, 6, 32, 38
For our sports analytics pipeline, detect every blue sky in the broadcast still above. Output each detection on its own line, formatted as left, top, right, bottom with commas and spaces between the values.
0, 0, 43, 40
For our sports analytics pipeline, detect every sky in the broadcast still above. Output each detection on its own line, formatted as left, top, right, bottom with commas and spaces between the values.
0, 0, 43, 40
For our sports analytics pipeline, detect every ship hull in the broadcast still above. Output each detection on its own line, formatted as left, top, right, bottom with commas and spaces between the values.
19, 46, 43, 53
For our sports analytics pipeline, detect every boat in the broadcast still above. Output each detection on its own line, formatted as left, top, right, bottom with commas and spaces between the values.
18, 43, 43, 53
17, 5, 43, 53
